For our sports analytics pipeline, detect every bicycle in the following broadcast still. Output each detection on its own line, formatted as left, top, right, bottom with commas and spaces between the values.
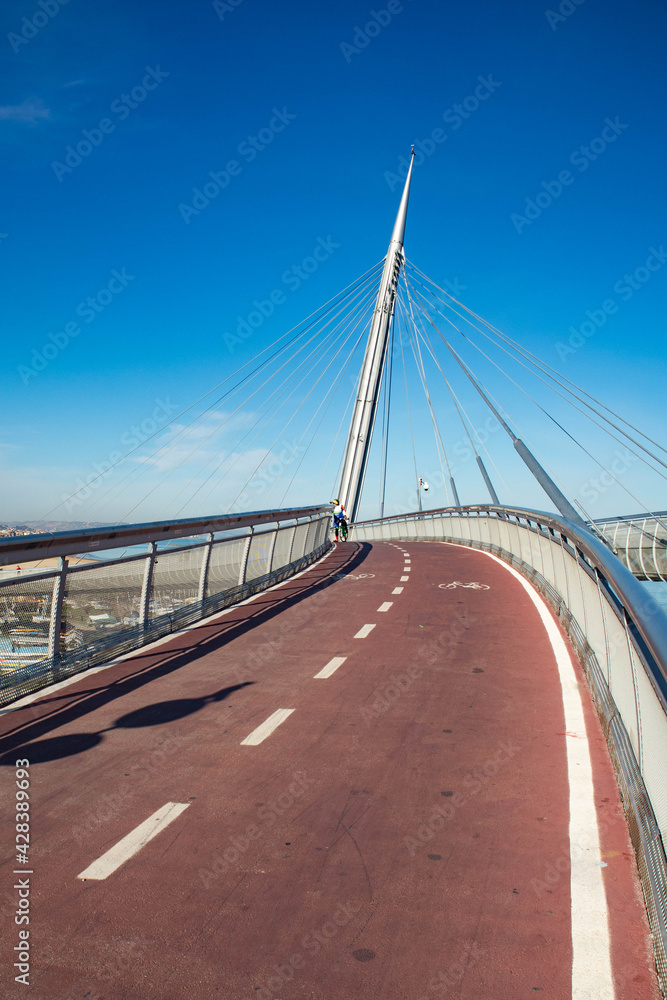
335, 517, 348, 542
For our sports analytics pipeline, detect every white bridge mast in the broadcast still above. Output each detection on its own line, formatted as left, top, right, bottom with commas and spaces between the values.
337, 150, 415, 522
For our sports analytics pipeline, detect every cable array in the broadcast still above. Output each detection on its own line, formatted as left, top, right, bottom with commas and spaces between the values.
33, 248, 665, 535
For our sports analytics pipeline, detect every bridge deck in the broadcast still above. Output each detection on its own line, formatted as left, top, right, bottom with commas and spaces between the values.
0, 541, 660, 999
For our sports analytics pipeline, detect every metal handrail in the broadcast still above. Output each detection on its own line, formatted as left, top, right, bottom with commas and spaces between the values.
0, 505, 330, 565
355, 504, 667, 692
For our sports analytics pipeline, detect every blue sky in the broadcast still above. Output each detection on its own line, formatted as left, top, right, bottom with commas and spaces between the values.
1, 0, 666, 525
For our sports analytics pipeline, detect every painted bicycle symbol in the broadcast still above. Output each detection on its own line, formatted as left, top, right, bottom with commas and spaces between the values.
439, 581, 490, 590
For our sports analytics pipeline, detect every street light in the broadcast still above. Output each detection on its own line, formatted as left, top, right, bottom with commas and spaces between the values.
418, 477, 429, 512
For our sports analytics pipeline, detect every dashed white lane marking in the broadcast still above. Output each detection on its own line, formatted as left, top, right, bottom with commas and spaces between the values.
77, 802, 190, 881
314, 656, 347, 679
377, 602, 393, 612
392, 587, 404, 594
354, 624, 376, 639
400, 575, 409, 582
444, 543, 614, 999
241, 708, 295, 745
403, 552, 410, 557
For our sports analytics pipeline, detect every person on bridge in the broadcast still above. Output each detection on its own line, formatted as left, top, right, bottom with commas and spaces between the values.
330, 499, 348, 542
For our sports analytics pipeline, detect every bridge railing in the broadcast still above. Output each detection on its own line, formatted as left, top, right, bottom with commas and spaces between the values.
594, 512, 667, 582
0, 506, 331, 708
354, 504, 667, 991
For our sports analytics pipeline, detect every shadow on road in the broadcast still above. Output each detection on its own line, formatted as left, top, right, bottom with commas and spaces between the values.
0, 682, 253, 764
0, 542, 371, 762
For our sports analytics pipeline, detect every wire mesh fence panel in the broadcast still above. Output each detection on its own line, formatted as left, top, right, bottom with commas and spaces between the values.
207, 538, 247, 596
291, 522, 311, 561
622, 523, 646, 578
149, 546, 204, 619
271, 526, 295, 573
246, 530, 276, 582
63, 559, 148, 653
304, 519, 319, 555
314, 516, 329, 549
598, 518, 667, 582
633, 640, 667, 842
0, 575, 55, 695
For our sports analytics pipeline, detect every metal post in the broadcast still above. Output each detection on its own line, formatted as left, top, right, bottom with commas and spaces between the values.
476, 455, 500, 505
450, 476, 460, 507
287, 521, 298, 564
266, 526, 278, 575
238, 527, 254, 586
198, 533, 214, 602
439, 339, 589, 530
338, 150, 415, 523
140, 542, 157, 625
48, 557, 68, 662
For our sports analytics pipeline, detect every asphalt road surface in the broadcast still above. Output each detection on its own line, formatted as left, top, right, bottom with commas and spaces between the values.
0, 541, 661, 999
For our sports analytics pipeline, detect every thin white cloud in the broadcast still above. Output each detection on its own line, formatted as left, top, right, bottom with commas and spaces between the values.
0, 100, 50, 124
132, 411, 258, 472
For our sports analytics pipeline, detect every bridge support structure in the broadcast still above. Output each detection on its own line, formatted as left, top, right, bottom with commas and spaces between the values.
337, 151, 415, 523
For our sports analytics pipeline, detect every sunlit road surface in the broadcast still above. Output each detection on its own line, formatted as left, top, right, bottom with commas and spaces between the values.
0, 541, 660, 999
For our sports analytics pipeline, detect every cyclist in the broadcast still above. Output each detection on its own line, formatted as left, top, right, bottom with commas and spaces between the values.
331, 499, 348, 541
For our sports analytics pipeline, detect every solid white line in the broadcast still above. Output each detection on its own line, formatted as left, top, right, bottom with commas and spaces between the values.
241, 708, 295, 745
77, 802, 190, 881
354, 624, 376, 639
314, 656, 347, 679
444, 543, 614, 999
377, 602, 393, 612
400, 575, 409, 582
392, 587, 404, 595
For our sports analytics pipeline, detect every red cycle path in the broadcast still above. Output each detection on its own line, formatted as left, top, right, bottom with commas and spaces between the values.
0, 540, 660, 999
